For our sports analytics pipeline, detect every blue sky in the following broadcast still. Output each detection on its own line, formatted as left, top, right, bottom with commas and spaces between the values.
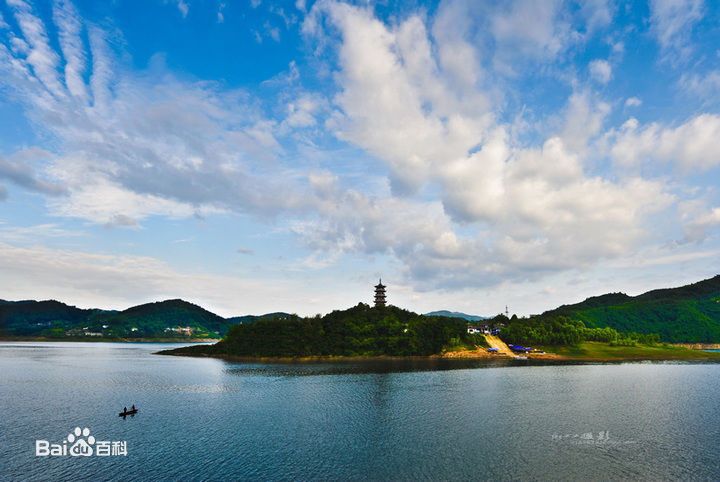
1, 0, 720, 317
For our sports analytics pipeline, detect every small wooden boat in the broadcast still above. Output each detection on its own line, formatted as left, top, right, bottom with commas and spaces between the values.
119, 408, 138, 417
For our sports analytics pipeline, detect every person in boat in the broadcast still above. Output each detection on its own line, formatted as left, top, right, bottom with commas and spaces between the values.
131, 405, 135, 411
123, 407, 127, 413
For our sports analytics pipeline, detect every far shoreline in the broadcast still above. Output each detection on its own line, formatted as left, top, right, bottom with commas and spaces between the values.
5, 338, 720, 363
155, 344, 720, 364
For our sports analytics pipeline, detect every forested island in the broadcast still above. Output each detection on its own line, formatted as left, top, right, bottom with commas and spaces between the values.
158, 302, 720, 361
160, 303, 488, 358
159, 274, 720, 360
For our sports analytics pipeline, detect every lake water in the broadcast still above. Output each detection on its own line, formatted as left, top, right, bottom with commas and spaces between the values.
2, 342, 720, 481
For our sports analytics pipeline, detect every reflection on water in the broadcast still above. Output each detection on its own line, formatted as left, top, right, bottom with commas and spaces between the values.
220, 356, 720, 378
221, 357, 523, 377
2, 342, 720, 481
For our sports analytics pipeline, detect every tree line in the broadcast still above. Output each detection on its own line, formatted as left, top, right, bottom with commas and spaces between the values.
193, 303, 478, 357
499, 315, 661, 346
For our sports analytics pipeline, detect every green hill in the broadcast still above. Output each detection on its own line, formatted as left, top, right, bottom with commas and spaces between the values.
95, 299, 232, 338
541, 275, 720, 343
0, 298, 235, 339
226, 312, 293, 324
0, 300, 95, 336
162, 303, 481, 358
424, 310, 487, 321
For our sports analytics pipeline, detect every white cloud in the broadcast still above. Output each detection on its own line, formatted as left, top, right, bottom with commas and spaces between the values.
0, 5, 312, 226
440, 132, 671, 267
579, 0, 613, 32
560, 91, 610, 152
608, 245, 720, 268
589, 59, 612, 83
0, 152, 68, 196
680, 70, 720, 100
649, 0, 703, 62
491, 0, 565, 55
684, 208, 720, 242
45, 174, 215, 226
284, 93, 327, 128
431, 0, 485, 93
299, 1, 675, 289
264, 21, 280, 42
300, 152, 671, 289
169, 0, 189, 18
310, 2, 492, 194
489, 0, 575, 73
610, 114, 720, 171
0, 223, 83, 244
678, 199, 720, 243
52, 0, 87, 101
625, 96, 642, 107
6, 0, 66, 99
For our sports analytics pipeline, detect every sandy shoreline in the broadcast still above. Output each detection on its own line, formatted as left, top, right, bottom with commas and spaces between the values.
671, 343, 720, 350
158, 350, 720, 363
158, 347, 682, 363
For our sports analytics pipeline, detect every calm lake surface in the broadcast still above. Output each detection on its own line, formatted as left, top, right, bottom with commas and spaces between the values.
2, 342, 720, 481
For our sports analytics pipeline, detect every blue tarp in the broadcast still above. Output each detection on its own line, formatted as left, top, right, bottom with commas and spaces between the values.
509, 345, 531, 352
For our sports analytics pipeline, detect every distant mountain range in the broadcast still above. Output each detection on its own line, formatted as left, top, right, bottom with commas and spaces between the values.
0, 298, 291, 339
226, 312, 292, 324
3, 274, 720, 342
424, 310, 487, 321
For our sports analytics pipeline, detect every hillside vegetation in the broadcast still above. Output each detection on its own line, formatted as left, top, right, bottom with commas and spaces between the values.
0, 299, 235, 339
94, 299, 231, 337
423, 310, 486, 321
540, 275, 720, 343
163, 303, 486, 357
499, 315, 660, 346
0, 300, 95, 337
538, 342, 720, 360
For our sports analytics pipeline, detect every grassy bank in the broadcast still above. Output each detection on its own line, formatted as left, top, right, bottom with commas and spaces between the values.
539, 341, 720, 360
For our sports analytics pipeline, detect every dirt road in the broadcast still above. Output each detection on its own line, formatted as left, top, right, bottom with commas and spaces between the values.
484, 334, 519, 357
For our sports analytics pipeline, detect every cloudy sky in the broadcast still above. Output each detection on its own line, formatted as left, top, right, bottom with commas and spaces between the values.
0, 0, 719, 317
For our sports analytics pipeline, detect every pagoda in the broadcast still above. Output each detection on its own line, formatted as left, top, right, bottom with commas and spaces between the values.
374, 279, 387, 307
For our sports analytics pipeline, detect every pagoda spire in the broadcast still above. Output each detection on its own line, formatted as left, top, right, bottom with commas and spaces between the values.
374, 279, 386, 307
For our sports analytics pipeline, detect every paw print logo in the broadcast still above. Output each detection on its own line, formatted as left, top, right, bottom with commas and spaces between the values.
67, 427, 95, 456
